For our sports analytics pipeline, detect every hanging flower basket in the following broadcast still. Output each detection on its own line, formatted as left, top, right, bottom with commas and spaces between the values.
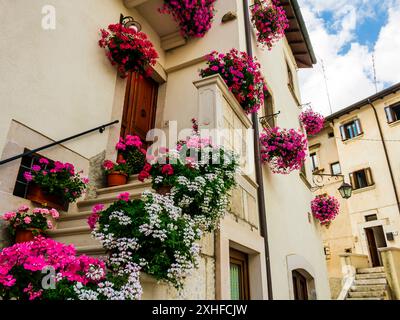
299, 109, 325, 135
260, 127, 307, 174
311, 195, 340, 225
200, 49, 268, 114
250, 0, 289, 49
159, 0, 217, 39
99, 23, 159, 78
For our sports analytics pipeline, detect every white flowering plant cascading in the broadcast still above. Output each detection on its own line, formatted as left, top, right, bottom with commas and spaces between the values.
90, 191, 202, 292
84, 119, 240, 300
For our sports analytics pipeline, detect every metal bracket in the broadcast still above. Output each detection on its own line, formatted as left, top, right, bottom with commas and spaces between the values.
259, 111, 281, 130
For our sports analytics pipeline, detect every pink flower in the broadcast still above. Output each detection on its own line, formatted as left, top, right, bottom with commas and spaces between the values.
92, 204, 105, 214
18, 205, 30, 213
87, 212, 99, 230
82, 177, 90, 184
23, 172, 33, 182
117, 192, 130, 202
31, 165, 41, 172
2, 212, 16, 221
50, 209, 60, 219
47, 220, 53, 229
161, 164, 174, 176
138, 170, 150, 182
299, 109, 325, 136
23, 217, 32, 224
39, 158, 49, 165
103, 160, 115, 171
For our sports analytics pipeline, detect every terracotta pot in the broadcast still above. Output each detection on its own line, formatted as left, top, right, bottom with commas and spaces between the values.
27, 183, 65, 210
15, 229, 41, 243
107, 172, 128, 187
156, 185, 172, 196
117, 153, 125, 163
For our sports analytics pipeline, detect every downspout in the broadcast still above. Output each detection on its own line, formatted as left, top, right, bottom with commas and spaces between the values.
242, 0, 273, 299
368, 99, 400, 215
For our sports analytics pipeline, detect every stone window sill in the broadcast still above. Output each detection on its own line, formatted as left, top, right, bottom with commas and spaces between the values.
352, 184, 376, 195
389, 119, 400, 127
343, 133, 364, 144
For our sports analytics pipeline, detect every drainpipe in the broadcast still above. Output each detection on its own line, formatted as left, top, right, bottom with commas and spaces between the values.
242, 0, 273, 299
368, 99, 400, 215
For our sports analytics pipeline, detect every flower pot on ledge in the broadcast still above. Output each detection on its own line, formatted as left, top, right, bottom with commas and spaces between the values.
156, 185, 172, 196
107, 172, 128, 187
26, 183, 66, 211
15, 228, 42, 243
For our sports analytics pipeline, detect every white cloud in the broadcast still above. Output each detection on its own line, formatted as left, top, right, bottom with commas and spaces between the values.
297, 0, 400, 115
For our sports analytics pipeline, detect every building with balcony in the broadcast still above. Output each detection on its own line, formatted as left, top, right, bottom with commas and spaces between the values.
0, 0, 330, 300
308, 83, 400, 299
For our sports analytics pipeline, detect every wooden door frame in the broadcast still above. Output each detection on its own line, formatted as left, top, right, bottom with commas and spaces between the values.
229, 248, 250, 300
365, 226, 386, 267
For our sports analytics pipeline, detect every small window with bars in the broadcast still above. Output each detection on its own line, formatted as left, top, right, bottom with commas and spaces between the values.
339, 119, 363, 141
310, 152, 319, 172
13, 150, 53, 199
385, 103, 400, 124
349, 168, 374, 190
330, 162, 341, 175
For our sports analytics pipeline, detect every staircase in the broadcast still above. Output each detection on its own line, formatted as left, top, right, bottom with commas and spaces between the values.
47, 175, 152, 257
346, 267, 390, 300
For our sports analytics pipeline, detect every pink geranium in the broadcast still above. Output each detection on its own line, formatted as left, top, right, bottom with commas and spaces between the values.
200, 49, 268, 114
299, 109, 325, 135
260, 127, 308, 174
0, 237, 106, 300
117, 192, 130, 202
87, 204, 104, 230
311, 195, 340, 225
250, 0, 289, 49
159, 0, 217, 39
161, 164, 174, 176
99, 23, 158, 78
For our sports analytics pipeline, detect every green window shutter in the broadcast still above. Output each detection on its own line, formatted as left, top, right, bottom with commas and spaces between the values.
366, 168, 374, 186
385, 107, 395, 123
339, 125, 347, 141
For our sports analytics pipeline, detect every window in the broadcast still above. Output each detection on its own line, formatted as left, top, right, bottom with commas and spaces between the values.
229, 249, 250, 300
385, 103, 400, 123
13, 150, 53, 199
328, 131, 334, 138
263, 93, 275, 128
339, 119, 363, 141
310, 152, 319, 172
286, 62, 294, 90
292, 270, 308, 300
365, 214, 378, 222
349, 168, 374, 190
330, 162, 341, 175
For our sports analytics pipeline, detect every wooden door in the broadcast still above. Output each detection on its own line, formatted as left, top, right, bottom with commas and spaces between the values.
292, 270, 308, 300
365, 228, 381, 267
121, 72, 158, 142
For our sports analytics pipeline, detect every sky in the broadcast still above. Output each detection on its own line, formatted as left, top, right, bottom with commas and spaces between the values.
297, 0, 400, 115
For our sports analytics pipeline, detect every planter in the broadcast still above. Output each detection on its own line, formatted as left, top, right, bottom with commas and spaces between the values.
15, 228, 41, 243
107, 172, 128, 187
156, 186, 172, 196
27, 183, 66, 211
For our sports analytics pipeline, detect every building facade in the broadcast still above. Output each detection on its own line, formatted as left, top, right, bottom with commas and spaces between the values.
308, 84, 400, 298
0, 0, 330, 300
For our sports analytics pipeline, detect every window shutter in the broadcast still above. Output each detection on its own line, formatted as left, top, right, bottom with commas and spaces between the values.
339, 126, 347, 140
349, 173, 356, 189
354, 119, 362, 135
385, 107, 395, 123
366, 168, 374, 186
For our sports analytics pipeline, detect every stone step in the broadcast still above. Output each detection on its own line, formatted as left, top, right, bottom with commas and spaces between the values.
357, 267, 385, 274
96, 180, 152, 198
56, 211, 91, 229
350, 284, 387, 292
77, 192, 142, 211
346, 297, 385, 300
76, 244, 106, 258
355, 272, 386, 280
348, 290, 386, 298
46, 226, 99, 247
354, 278, 387, 286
